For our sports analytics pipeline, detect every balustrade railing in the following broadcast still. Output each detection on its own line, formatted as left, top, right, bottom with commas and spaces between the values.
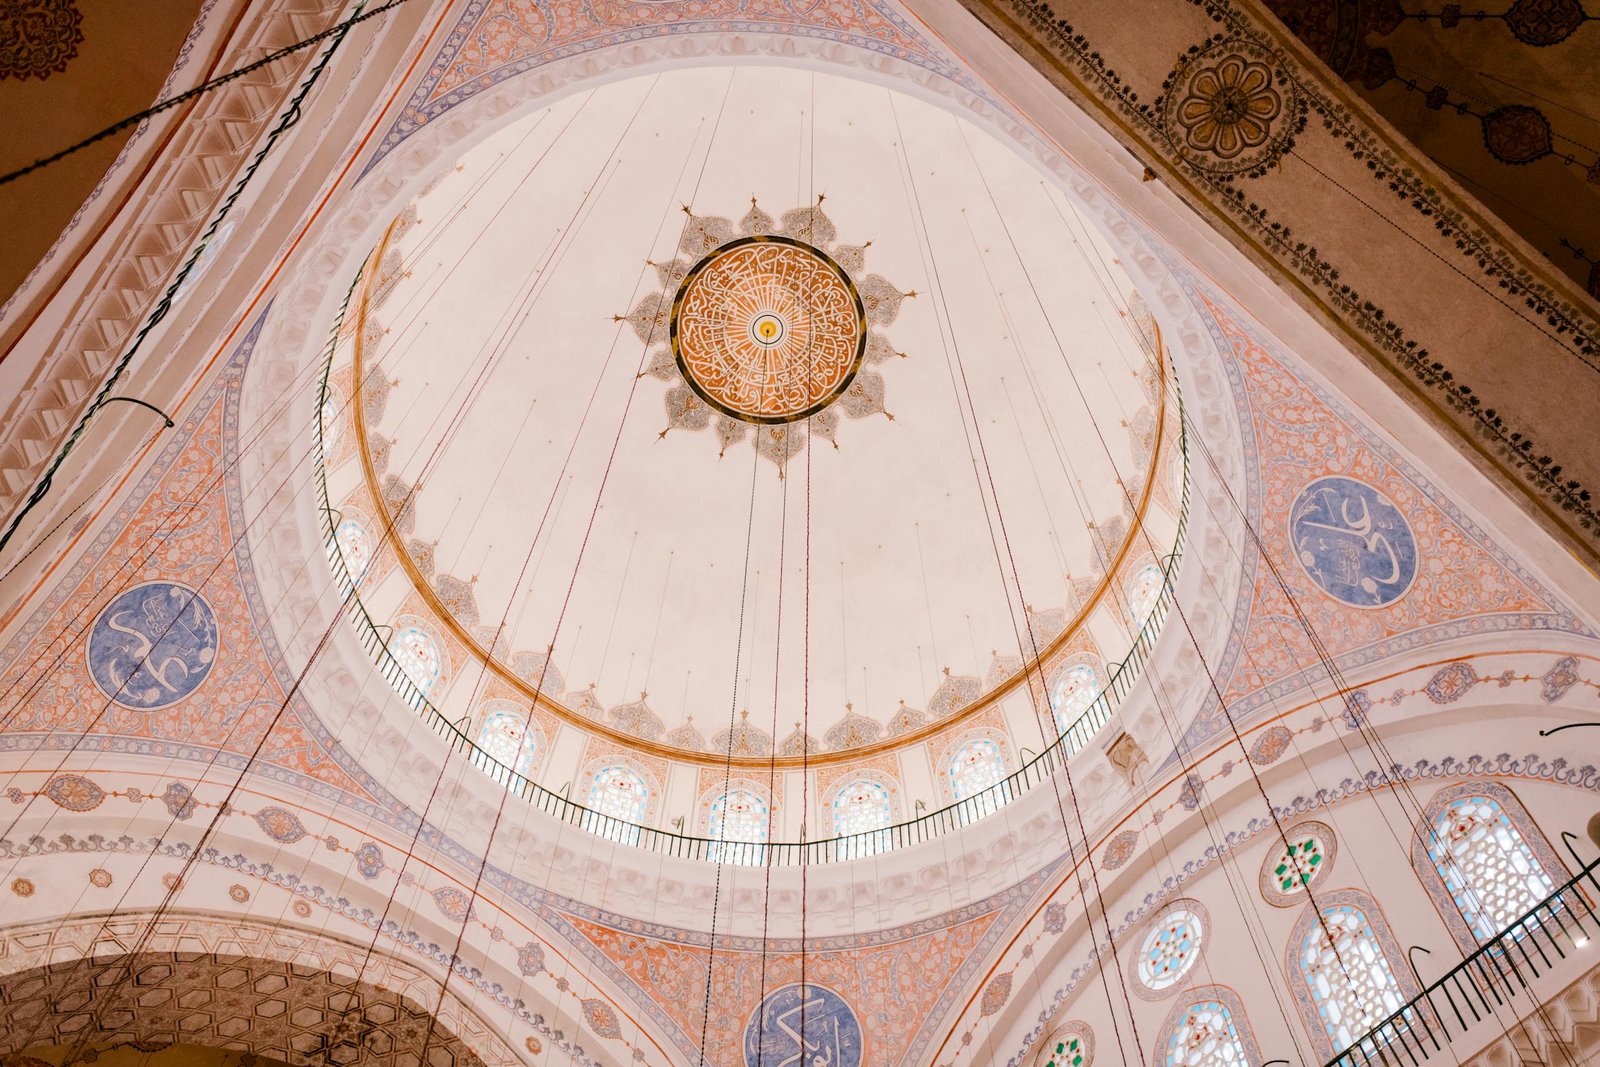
313, 272, 1191, 864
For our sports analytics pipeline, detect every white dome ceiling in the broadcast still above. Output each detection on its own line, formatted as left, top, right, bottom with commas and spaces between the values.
351, 65, 1158, 743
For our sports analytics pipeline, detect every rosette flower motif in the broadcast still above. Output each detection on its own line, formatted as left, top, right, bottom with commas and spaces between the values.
1176, 55, 1282, 160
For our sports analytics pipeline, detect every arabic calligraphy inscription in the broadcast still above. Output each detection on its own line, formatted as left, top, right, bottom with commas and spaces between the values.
743, 983, 864, 1067
87, 582, 219, 708
1288, 476, 1417, 608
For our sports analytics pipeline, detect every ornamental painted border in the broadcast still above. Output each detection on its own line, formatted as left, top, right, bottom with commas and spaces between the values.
963, 0, 1600, 542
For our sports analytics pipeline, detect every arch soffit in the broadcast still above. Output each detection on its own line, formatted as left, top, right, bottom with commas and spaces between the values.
0, 910, 525, 1066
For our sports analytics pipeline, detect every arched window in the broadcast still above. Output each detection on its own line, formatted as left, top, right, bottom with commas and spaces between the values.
1049, 662, 1101, 736
948, 737, 1011, 823
831, 778, 893, 859
390, 625, 441, 698
320, 396, 342, 455
584, 765, 650, 845
1128, 562, 1166, 630
334, 518, 372, 587
1159, 988, 1259, 1067
709, 788, 769, 865
1290, 893, 1412, 1058
1138, 905, 1205, 994
1422, 786, 1558, 944
476, 709, 538, 778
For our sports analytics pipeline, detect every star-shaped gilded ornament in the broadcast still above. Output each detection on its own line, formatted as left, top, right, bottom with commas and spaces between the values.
619, 198, 911, 471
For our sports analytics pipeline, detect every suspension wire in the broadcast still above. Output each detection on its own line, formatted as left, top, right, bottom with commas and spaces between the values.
799, 72, 817, 1052
0, 1, 373, 557
969, 222, 1308, 1058
887, 92, 1146, 1067
0, 0, 416, 189
755, 439, 791, 1067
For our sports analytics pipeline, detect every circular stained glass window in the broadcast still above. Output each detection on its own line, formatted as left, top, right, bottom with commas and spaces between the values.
1138, 907, 1204, 992
1043, 1029, 1091, 1067
1259, 821, 1338, 907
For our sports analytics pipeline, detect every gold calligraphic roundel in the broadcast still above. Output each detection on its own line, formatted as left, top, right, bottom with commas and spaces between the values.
671, 236, 867, 424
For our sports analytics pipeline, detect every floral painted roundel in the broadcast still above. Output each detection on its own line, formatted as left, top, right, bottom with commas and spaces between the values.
671, 236, 866, 424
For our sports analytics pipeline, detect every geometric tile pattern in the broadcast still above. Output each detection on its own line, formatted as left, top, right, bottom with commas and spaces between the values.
0, 914, 518, 1067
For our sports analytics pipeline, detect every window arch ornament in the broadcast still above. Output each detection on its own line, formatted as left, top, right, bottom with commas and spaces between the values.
1133, 900, 1209, 1000
1411, 781, 1566, 951
1036, 1023, 1093, 1067
704, 781, 772, 865
1127, 561, 1167, 630
1286, 888, 1419, 1059
333, 515, 374, 588
582, 759, 656, 845
1154, 985, 1261, 1067
388, 616, 446, 701
1259, 820, 1338, 907
473, 702, 542, 779
827, 774, 897, 859
944, 733, 1013, 823
1047, 657, 1102, 737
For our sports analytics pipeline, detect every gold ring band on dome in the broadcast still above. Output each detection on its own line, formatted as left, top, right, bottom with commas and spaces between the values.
670, 235, 867, 425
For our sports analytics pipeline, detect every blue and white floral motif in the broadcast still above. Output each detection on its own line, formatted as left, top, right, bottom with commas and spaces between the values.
1288, 477, 1417, 608
87, 582, 219, 708
743, 983, 863, 1067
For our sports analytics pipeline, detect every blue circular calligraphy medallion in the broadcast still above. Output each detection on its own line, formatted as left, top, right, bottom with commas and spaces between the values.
87, 582, 219, 709
743, 983, 863, 1067
1288, 476, 1417, 608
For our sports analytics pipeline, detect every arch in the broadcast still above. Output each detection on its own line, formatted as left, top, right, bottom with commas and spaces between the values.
944, 733, 1013, 823
580, 757, 660, 844
1046, 655, 1103, 736
1286, 888, 1419, 1059
1131, 899, 1209, 1001
1411, 780, 1567, 951
473, 700, 545, 781
827, 773, 898, 859
0, 911, 525, 1066
1154, 985, 1261, 1067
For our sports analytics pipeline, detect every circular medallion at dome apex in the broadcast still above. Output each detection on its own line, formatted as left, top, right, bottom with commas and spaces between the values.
672, 236, 865, 424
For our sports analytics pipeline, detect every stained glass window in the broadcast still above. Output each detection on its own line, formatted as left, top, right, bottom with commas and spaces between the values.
476, 709, 537, 777
710, 789, 769, 865
949, 737, 1011, 823
832, 778, 892, 859
391, 625, 441, 696
1139, 908, 1204, 991
584, 765, 649, 845
320, 396, 341, 456
1297, 903, 1406, 1054
1429, 794, 1556, 941
1270, 831, 1327, 897
1043, 1031, 1089, 1067
1049, 663, 1101, 735
334, 518, 371, 586
1166, 999, 1249, 1067
1128, 563, 1166, 629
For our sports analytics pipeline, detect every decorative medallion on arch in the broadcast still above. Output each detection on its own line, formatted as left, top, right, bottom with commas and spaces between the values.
1159, 37, 1306, 179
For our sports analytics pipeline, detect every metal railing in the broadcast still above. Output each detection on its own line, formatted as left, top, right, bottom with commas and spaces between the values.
311, 271, 1191, 864
1328, 855, 1600, 1066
